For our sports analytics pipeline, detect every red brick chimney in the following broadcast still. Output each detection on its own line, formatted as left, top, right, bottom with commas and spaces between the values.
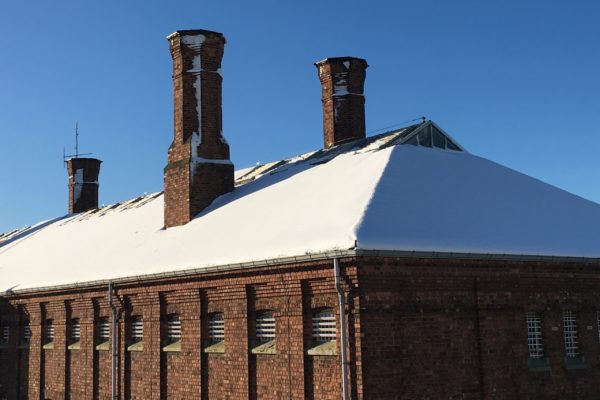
315, 57, 369, 149
66, 157, 102, 213
164, 29, 234, 228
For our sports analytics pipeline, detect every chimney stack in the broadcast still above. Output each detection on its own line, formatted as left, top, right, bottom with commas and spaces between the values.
66, 157, 102, 214
164, 29, 234, 228
315, 57, 368, 149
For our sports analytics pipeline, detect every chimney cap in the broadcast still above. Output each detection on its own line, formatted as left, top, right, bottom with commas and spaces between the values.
314, 57, 369, 68
166, 29, 226, 43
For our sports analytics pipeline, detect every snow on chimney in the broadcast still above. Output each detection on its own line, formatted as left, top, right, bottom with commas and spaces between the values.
164, 29, 234, 228
66, 157, 101, 214
315, 57, 368, 149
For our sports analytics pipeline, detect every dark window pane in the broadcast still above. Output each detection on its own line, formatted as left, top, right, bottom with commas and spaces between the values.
417, 127, 432, 147
432, 126, 446, 148
405, 135, 418, 145
446, 139, 461, 151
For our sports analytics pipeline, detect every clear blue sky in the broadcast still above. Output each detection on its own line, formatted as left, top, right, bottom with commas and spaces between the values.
1, 0, 599, 233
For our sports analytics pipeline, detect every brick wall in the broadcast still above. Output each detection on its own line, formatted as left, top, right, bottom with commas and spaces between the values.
0, 258, 358, 399
358, 257, 600, 400
2, 256, 600, 399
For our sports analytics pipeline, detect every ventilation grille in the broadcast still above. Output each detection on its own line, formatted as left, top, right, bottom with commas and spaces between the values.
99, 317, 110, 341
312, 310, 336, 342
1, 325, 9, 344
256, 312, 275, 341
44, 320, 55, 342
70, 319, 81, 342
22, 324, 31, 343
167, 314, 181, 341
131, 316, 143, 341
208, 313, 224, 342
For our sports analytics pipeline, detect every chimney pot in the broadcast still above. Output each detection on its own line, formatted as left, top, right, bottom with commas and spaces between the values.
315, 57, 368, 148
66, 157, 102, 214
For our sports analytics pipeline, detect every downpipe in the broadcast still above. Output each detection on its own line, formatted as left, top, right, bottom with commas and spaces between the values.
109, 282, 118, 400
334, 258, 350, 400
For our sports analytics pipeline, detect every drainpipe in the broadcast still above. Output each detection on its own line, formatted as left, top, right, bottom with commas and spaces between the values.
334, 258, 350, 400
109, 282, 118, 400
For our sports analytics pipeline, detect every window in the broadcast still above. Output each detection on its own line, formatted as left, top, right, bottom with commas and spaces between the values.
597, 311, 600, 344
256, 311, 276, 343
0, 323, 9, 345
70, 318, 81, 343
130, 316, 143, 343
526, 312, 544, 359
44, 320, 54, 343
21, 322, 31, 345
166, 314, 181, 343
312, 309, 336, 342
208, 313, 224, 343
43, 319, 55, 349
98, 317, 110, 342
563, 311, 579, 358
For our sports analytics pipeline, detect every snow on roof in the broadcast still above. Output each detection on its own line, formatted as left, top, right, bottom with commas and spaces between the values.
2, 123, 600, 292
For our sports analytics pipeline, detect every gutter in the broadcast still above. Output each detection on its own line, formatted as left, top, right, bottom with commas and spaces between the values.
3, 249, 600, 297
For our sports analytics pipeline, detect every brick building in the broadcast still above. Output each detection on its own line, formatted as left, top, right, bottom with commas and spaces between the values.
1, 28, 600, 400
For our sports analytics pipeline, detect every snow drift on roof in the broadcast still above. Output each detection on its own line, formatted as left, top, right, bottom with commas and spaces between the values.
1, 128, 600, 292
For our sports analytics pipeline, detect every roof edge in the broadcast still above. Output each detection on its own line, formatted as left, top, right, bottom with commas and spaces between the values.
2, 249, 600, 298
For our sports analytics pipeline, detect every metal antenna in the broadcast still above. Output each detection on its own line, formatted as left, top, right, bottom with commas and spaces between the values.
75, 122, 79, 158
63, 122, 93, 164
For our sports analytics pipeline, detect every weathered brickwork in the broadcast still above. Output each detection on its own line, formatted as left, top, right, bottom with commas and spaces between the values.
357, 257, 600, 400
315, 57, 368, 149
66, 157, 102, 214
164, 29, 234, 228
0, 259, 358, 399
2, 256, 600, 399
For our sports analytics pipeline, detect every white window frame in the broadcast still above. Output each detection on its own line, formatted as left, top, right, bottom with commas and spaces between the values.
563, 310, 579, 358
526, 312, 544, 359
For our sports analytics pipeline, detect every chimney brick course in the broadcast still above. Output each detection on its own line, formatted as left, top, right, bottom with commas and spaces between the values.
164, 29, 234, 228
66, 157, 101, 214
315, 57, 368, 149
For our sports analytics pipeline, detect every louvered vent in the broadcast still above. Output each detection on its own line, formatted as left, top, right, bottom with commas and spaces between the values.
167, 314, 181, 342
312, 309, 336, 342
256, 311, 275, 342
70, 318, 81, 342
208, 313, 224, 343
99, 317, 110, 341
44, 320, 55, 343
22, 324, 31, 343
130, 316, 143, 342
1, 325, 9, 344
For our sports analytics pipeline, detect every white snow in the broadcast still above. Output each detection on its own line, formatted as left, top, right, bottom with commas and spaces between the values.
2, 134, 600, 292
343, 61, 350, 69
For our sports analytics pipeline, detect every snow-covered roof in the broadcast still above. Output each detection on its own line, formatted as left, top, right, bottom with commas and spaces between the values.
2, 122, 600, 293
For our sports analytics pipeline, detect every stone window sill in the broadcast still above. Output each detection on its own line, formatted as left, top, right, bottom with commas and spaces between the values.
251, 340, 276, 355
95, 341, 110, 351
203, 341, 225, 354
68, 341, 81, 351
127, 341, 143, 352
162, 341, 182, 352
528, 357, 550, 372
306, 340, 337, 356
42, 342, 54, 350
565, 356, 586, 370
